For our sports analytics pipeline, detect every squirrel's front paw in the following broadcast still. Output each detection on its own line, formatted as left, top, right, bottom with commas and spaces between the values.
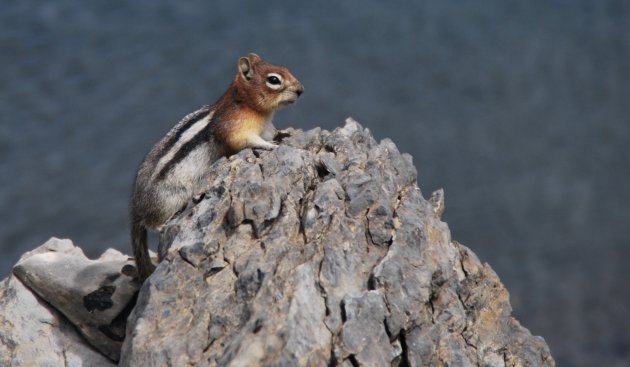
253, 141, 278, 150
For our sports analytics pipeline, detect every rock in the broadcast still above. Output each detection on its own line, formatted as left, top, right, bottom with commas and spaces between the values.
120, 119, 555, 366
0, 238, 116, 366
0, 119, 554, 365
12, 237, 139, 361
340, 291, 399, 365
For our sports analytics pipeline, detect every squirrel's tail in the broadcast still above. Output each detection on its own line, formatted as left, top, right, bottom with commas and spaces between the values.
132, 220, 155, 283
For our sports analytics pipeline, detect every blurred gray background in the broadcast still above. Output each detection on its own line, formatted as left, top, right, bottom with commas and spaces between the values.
1, 1, 628, 366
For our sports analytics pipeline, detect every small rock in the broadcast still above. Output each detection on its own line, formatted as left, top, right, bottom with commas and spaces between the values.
429, 188, 446, 218
12, 237, 139, 361
340, 291, 399, 365
0, 261, 115, 366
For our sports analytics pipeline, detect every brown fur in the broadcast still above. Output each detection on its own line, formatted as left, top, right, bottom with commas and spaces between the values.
211, 53, 303, 152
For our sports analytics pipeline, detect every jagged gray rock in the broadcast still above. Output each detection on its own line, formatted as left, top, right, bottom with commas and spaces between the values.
0, 238, 116, 366
120, 119, 555, 366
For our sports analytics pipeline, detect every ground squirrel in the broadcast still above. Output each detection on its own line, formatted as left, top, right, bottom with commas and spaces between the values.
131, 53, 303, 282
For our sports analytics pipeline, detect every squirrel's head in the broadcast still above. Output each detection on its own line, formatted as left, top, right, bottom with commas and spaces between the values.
235, 53, 304, 112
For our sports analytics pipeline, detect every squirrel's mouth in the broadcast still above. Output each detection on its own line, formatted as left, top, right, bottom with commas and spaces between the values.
280, 94, 299, 106
278, 101, 294, 108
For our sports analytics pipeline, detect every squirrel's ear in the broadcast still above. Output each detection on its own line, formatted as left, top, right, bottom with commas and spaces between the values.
238, 56, 254, 80
248, 53, 262, 64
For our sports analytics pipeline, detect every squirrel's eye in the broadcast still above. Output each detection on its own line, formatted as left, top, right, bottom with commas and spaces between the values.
267, 75, 281, 85
266, 73, 284, 90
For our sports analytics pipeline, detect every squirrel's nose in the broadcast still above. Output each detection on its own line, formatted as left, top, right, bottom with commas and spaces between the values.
295, 84, 304, 97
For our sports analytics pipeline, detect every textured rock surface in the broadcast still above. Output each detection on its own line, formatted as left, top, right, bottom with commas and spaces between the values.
0, 238, 116, 366
12, 237, 139, 361
121, 119, 555, 366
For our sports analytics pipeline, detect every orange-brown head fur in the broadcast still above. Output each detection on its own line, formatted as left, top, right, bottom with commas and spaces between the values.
234, 53, 303, 113
210, 53, 303, 153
